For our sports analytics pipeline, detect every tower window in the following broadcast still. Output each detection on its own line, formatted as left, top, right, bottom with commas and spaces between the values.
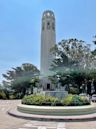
47, 22, 50, 30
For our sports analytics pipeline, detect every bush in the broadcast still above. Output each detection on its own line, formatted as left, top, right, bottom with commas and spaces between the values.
43, 96, 61, 106
79, 96, 90, 105
22, 95, 61, 106
0, 90, 7, 99
22, 94, 90, 106
62, 94, 90, 106
61, 94, 73, 106
9, 94, 17, 100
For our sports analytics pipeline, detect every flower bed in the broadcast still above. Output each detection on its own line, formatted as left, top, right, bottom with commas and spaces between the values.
22, 94, 90, 106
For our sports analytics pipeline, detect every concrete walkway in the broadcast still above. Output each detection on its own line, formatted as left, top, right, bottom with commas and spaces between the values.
0, 100, 28, 129
0, 100, 66, 129
1, 100, 96, 129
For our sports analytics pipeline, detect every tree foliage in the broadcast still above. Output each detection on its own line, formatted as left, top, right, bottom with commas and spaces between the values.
50, 38, 96, 94
51, 38, 96, 71
2, 63, 40, 98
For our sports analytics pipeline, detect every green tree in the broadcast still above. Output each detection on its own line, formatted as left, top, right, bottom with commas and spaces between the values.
2, 63, 40, 98
50, 38, 96, 94
51, 39, 95, 71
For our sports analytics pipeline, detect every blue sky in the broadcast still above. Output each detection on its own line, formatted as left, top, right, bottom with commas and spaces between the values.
0, 0, 96, 82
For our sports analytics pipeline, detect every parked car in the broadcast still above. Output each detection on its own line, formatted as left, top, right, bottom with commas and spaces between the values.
91, 94, 96, 102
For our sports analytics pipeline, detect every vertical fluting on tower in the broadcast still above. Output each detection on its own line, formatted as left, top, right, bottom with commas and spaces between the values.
40, 10, 56, 76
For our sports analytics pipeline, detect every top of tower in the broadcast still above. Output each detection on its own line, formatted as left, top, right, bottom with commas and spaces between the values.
42, 10, 55, 19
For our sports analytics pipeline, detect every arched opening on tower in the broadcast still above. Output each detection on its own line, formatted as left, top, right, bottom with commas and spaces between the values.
47, 83, 50, 90
47, 22, 50, 30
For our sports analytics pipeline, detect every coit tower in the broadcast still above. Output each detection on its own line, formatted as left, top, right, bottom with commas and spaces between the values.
40, 10, 56, 77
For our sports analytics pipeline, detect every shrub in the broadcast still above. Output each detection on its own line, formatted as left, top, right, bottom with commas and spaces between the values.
22, 94, 90, 106
0, 90, 7, 99
79, 96, 90, 105
44, 96, 61, 106
22, 95, 44, 105
61, 94, 73, 106
62, 94, 90, 106
22, 95, 61, 106
9, 94, 17, 100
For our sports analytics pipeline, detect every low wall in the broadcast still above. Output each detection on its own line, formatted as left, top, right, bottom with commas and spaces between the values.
17, 103, 96, 116
40, 90, 68, 99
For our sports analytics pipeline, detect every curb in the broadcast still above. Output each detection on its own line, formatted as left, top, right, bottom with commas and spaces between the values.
17, 103, 96, 116
8, 108, 96, 122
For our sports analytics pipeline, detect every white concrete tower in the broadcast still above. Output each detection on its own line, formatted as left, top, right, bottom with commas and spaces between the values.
40, 10, 56, 77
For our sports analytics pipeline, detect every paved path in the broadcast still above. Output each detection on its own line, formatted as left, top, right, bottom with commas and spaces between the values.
66, 121, 96, 129
0, 100, 28, 129
0, 100, 96, 129
17, 121, 66, 129
0, 100, 66, 129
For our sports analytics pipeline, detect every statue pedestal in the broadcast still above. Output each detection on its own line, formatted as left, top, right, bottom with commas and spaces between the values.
33, 87, 68, 99
40, 90, 68, 99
